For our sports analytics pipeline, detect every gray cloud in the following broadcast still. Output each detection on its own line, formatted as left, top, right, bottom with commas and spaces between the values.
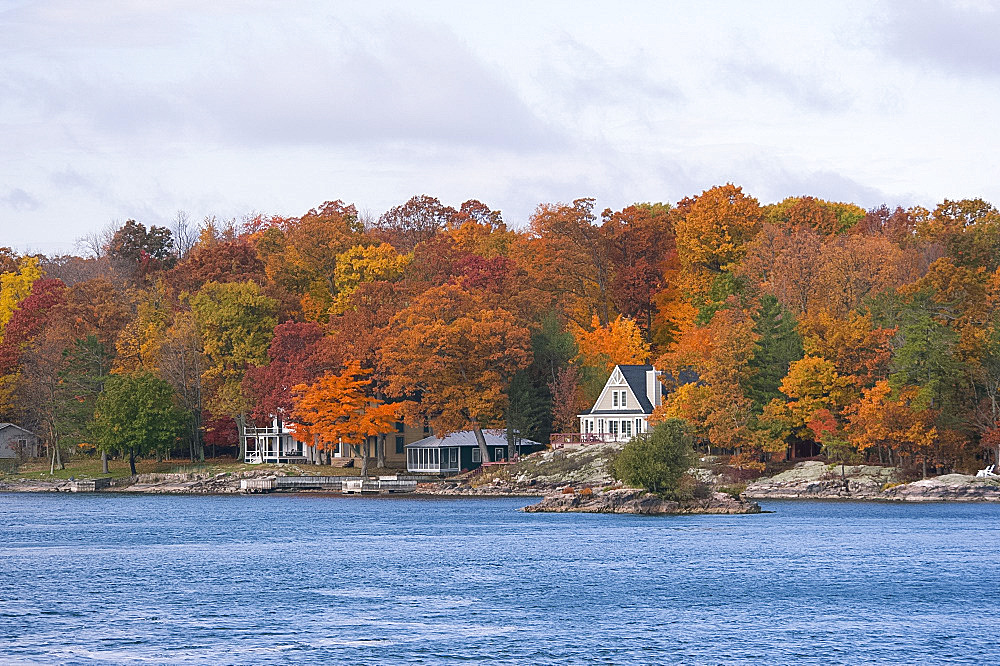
542, 36, 682, 117
754, 166, 899, 209
49, 168, 97, 191
0, 188, 41, 211
877, 0, 1000, 77
718, 57, 849, 113
0, 7, 561, 152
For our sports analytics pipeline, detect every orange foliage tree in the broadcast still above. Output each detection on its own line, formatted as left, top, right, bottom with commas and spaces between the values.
379, 283, 532, 461
290, 360, 401, 475
572, 315, 649, 374
675, 184, 762, 305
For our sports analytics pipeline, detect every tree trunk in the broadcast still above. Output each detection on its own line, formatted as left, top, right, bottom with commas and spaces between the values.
361, 439, 369, 478
506, 424, 515, 461
376, 434, 385, 469
922, 458, 927, 480
236, 412, 247, 462
129, 449, 137, 476
49, 443, 56, 475
472, 423, 490, 464
55, 438, 63, 471
101, 452, 109, 475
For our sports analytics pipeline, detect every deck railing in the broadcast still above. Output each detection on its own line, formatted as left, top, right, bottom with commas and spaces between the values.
549, 433, 627, 448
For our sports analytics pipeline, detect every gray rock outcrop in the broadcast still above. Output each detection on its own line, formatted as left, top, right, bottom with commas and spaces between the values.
523, 488, 761, 515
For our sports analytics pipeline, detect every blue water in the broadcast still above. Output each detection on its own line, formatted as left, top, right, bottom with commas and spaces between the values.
2, 495, 999, 665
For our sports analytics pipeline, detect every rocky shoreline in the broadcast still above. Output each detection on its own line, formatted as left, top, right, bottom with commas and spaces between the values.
744, 461, 1000, 502
523, 488, 761, 515
6, 458, 1000, 507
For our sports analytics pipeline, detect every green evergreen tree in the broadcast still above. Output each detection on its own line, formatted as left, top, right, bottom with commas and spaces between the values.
744, 295, 803, 412
889, 293, 964, 422
505, 369, 550, 452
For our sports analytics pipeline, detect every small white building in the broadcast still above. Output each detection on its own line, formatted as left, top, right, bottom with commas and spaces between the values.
576, 364, 665, 443
244, 417, 307, 464
0, 423, 41, 459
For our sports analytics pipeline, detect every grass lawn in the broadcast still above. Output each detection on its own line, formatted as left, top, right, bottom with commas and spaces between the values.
2, 456, 407, 481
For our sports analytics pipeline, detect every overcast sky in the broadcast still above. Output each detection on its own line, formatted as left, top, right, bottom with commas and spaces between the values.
2, 0, 999, 254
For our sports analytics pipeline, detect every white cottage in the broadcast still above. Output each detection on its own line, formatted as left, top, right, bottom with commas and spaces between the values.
575, 364, 665, 443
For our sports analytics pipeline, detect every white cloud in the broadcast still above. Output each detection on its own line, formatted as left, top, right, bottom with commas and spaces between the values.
0, 0, 999, 252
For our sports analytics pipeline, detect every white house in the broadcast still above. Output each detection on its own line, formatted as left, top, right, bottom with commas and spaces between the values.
575, 364, 665, 443
244, 417, 308, 464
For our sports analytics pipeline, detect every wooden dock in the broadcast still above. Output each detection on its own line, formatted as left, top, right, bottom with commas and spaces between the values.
69, 478, 112, 492
239, 475, 420, 494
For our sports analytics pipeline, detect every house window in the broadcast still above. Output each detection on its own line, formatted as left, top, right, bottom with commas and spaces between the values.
495, 447, 505, 461
450, 448, 458, 467
472, 448, 481, 463
620, 391, 627, 408
636, 419, 642, 434
613, 391, 619, 407
598, 419, 604, 434
395, 436, 405, 454
624, 420, 632, 437
609, 421, 619, 437
395, 422, 405, 433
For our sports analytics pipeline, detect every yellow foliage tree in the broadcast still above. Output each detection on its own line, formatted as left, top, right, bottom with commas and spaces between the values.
762, 355, 854, 442
330, 243, 411, 315
0, 256, 43, 342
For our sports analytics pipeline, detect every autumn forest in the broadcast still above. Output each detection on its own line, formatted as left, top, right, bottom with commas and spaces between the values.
2, 185, 999, 478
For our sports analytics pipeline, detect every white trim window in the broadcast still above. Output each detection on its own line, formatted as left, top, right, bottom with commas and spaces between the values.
612, 390, 628, 409
472, 447, 481, 463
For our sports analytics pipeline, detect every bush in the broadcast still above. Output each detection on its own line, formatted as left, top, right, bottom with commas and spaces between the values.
612, 419, 694, 495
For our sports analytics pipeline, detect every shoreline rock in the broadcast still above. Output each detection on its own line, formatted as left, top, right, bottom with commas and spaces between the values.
523, 488, 761, 515
745, 461, 1000, 502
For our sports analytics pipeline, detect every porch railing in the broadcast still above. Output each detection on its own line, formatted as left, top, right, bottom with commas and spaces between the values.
549, 433, 627, 448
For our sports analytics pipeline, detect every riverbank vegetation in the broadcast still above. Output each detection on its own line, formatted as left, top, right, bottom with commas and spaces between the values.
2, 188, 1000, 477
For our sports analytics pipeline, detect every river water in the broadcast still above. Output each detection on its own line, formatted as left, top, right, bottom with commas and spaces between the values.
1, 494, 999, 665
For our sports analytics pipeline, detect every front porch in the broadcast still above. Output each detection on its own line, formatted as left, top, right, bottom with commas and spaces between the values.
244, 419, 307, 464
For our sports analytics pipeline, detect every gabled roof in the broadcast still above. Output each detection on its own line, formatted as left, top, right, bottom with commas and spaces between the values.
405, 430, 542, 449
0, 423, 35, 436
578, 364, 659, 416
618, 364, 657, 413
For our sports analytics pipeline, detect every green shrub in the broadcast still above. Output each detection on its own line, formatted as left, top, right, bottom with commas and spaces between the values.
612, 419, 693, 495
